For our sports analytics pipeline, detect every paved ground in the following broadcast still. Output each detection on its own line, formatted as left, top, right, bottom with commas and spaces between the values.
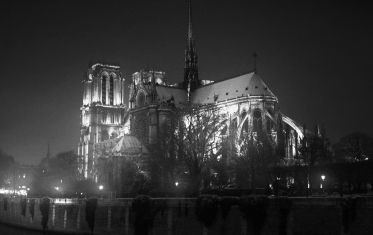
0, 223, 42, 235
0, 223, 90, 235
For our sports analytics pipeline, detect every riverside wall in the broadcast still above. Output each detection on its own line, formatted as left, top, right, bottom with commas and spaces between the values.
0, 196, 373, 235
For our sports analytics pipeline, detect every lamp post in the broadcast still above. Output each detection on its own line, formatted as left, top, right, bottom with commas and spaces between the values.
320, 174, 326, 194
98, 185, 104, 199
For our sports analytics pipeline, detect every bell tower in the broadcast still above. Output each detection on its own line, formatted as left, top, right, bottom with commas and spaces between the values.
77, 63, 126, 180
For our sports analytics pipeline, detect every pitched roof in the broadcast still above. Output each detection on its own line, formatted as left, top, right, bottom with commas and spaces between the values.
156, 85, 187, 107
112, 135, 148, 155
191, 72, 277, 104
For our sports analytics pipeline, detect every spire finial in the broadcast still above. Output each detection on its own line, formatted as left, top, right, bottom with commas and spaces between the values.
184, 0, 200, 100
47, 141, 51, 159
253, 52, 258, 73
188, 0, 193, 41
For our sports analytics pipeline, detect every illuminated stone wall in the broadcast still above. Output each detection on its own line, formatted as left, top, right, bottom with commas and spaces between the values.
78, 63, 127, 180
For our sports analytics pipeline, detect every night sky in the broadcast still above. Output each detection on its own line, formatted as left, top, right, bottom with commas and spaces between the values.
1, 0, 372, 165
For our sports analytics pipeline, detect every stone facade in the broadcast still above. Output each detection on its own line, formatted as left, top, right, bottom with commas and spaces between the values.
77, 0, 305, 181
77, 63, 126, 180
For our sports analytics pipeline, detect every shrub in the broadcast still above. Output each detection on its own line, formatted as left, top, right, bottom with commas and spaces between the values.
39, 197, 50, 230
195, 195, 220, 228
220, 196, 239, 220
239, 196, 269, 235
341, 196, 358, 233
85, 198, 98, 234
29, 199, 35, 219
20, 198, 27, 216
276, 197, 292, 235
131, 195, 160, 235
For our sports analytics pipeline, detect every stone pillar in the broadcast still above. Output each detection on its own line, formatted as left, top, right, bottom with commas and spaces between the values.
167, 207, 173, 235
77, 204, 81, 230
125, 202, 130, 235
52, 204, 56, 228
240, 217, 247, 235
63, 209, 67, 229
107, 206, 112, 230
121, 79, 126, 105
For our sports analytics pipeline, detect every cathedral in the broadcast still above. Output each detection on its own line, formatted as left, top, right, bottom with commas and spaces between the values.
77, 1, 304, 185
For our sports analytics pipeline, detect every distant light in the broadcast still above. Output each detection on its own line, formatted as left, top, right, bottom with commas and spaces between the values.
55, 186, 60, 191
98, 185, 104, 190
276, 177, 280, 181
21, 185, 26, 189
175, 181, 179, 187
321, 175, 326, 181
23, 174, 26, 179
27, 188, 30, 191
365, 157, 369, 161
0, 188, 27, 196
55, 198, 74, 205
60, 179, 63, 183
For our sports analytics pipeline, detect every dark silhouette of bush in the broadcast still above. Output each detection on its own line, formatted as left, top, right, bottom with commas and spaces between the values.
3, 197, 8, 211
341, 197, 358, 233
39, 197, 50, 231
85, 198, 98, 234
195, 195, 219, 228
276, 197, 292, 235
220, 196, 239, 235
239, 196, 269, 235
131, 195, 160, 235
20, 198, 26, 216
220, 196, 239, 219
29, 199, 35, 219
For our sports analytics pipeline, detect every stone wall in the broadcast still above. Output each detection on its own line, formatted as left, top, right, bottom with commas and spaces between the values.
0, 196, 373, 235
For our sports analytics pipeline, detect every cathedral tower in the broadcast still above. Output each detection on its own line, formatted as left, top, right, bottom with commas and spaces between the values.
77, 63, 126, 179
183, 0, 200, 101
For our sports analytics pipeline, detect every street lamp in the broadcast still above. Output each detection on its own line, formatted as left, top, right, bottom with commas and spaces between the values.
99, 185, 104, 191
320, 174, 326, 192
175, 181, 179, 187
321, 175, 326, 181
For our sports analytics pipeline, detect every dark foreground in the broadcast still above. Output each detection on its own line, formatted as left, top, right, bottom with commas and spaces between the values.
1, 196, 373, 235
0, 223, 40, 235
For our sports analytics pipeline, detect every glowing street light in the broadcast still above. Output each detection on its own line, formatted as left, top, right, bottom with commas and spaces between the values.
175, 181, 179, 187
321, 175, 326, 181
320, 174, 326, 190
98, 185, 104, 190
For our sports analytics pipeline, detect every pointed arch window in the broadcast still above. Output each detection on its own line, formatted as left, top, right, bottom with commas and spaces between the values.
102, 75, 107, 104
253, 109, 262, 132
109, 75, 114, 105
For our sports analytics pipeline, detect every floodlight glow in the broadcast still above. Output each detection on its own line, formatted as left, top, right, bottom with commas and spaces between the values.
99, 185, 104, 190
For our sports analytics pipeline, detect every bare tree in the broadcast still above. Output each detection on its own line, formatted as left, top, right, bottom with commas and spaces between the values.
333, 132, 373, 162
174, 105, 227, 194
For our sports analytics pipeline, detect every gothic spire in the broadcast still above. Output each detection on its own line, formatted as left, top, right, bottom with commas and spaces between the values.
188, 0, 193, 42
46, 141, 51, 159
253, 52, 258, 74
184, 0, 200, 101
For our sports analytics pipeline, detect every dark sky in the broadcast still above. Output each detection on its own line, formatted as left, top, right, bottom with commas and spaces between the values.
1, 0, 372, 165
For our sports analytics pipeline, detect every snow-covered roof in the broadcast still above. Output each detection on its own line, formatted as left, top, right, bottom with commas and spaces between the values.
156, 85, 187, 107
191, 72, 277, 104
